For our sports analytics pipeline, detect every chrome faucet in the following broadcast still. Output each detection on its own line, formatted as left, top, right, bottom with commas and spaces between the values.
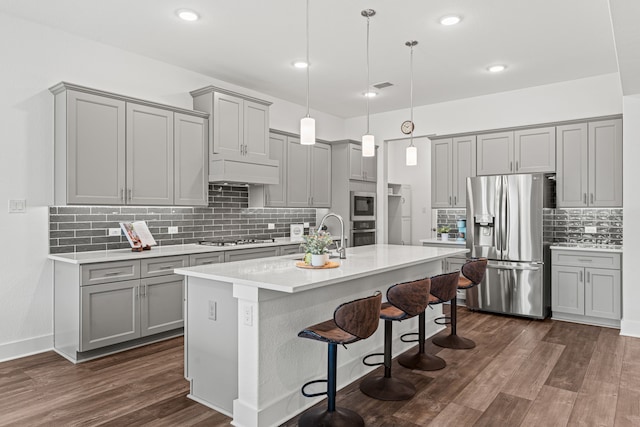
318, 212, 347, 259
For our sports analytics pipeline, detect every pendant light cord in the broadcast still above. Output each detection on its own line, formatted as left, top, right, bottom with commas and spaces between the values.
306, 0, 310, 118
366, 14, 370, 134
408, 41, 416, 147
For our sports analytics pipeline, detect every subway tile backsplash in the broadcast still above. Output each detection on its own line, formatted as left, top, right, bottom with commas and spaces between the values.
49, 185, 316, 253
436, 207, 623, 248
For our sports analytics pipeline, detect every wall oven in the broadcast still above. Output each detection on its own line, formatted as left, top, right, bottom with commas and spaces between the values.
351, 220, 376, 247
350, 191, 376, 221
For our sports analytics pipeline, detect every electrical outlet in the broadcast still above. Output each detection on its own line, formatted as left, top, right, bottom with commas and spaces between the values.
168, 226, 178, 234
267, 223, 275, 230
303, 222, 310, 228
208, 300, 217, 321
242, 304, 253, 326
8, 199, 26, 213
108, 228, 121, 236
584, 226, 597, 234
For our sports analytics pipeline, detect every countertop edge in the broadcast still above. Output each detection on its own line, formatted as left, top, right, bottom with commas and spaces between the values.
550, 246, 623, 253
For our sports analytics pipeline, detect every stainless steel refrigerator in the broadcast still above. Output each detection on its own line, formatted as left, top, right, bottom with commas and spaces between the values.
465, 173, 555, 319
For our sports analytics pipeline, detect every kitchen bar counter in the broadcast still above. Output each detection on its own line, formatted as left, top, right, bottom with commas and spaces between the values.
175, 244, 467, 427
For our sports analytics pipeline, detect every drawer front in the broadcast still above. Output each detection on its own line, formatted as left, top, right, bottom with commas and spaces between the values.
141, 256, 189, 278
189, 253, 225, 266
551, 250, 620, 269
81, 260, 140, 286
224, 247, 280, 263
280, 244, 303, 255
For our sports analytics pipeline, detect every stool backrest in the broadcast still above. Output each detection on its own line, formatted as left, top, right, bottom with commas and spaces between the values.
386, 278, 431, 317
334, 292, 382, 340
429, 271, 460, 302
462, 258, 488, 285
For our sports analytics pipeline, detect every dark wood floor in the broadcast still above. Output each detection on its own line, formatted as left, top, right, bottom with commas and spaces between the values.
1, 308, 639, 426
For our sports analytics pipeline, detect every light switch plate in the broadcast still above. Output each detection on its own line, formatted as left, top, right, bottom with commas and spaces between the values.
168, 226, 178, 234
8, 199, 26, 213
303, 222, 310, 228
108, 228, 122, 236
584, 226, 597, 234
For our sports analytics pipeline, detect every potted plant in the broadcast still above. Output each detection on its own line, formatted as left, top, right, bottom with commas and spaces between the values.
437, 225, 451, 241
301, 230, 334, 266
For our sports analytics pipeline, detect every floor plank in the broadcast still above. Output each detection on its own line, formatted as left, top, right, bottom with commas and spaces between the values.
519, 385, 577, 427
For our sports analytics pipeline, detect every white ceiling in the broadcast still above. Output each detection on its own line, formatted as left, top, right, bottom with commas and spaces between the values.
0, 0, 623, 118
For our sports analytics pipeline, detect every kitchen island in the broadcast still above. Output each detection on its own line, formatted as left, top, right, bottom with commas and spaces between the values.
175, 244, 467, 427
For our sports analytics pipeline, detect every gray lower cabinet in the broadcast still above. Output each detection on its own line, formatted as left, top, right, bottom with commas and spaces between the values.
551, 249, 621, 327
556, 119, 622, 207
189, 252, 225, 266
140, 275, 185, 336
224, 247, 280, 262
280, 244, 303, 255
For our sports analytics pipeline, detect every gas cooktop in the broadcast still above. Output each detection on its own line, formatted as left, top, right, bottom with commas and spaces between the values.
197, 238, 276, 247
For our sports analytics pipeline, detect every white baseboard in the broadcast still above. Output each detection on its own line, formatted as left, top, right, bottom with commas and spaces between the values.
620, 319, 640, 338
0, 334, 53, 363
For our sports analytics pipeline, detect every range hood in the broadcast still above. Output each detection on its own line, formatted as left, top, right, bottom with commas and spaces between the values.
208, 153, 279, 185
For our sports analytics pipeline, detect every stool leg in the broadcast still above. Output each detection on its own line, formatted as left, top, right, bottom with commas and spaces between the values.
432, 297, 476, 349
299, 343, 365, 427
359, 320, 415, 401
398, 311, 447, 371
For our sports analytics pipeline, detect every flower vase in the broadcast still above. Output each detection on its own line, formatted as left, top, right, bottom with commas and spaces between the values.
440, 233, 449, 241
311, 253, 328, 267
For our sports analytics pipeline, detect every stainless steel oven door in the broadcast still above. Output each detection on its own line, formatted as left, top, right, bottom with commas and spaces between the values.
351, 229, 376, 247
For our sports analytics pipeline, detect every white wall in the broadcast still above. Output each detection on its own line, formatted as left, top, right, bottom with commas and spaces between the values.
0, 12, 345, 360
622, 94, 640, 337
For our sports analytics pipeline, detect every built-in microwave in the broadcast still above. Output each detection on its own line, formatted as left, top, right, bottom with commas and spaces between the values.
350, 191, 376, 221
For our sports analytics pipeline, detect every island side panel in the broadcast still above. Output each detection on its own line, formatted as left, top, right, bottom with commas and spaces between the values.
53, 261, 81, 362
185, 276, 237, 417
232, 259, 443, 427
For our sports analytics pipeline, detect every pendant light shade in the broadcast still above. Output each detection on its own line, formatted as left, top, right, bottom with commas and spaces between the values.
405, 40, 418, 166
300, 117, 316, 145
361, 9, 376, 158
300, 0, 315, 145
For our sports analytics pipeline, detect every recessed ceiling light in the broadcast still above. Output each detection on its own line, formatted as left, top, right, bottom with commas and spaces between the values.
293, 61, 309, 69
487, 64, 507, 73
440, 15, 461, 26
363, 91, 378, 98
176, 9, 199, 21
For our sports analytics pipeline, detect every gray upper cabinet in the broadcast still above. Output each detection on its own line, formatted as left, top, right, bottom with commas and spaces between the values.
212, 92, 243, 156
263, 133, 288, 207
477, 127, 555, 175
431, 136, 475, 208
50, 82, 209, 206
348, 144, 376, 182
243, 101, 269, 158
62, 90, 126, 205
174, 113, 208, 206
126, 103, 174, 205
310, 143, 332, 207
556, 119, 622, 207
287, 140, 311, 208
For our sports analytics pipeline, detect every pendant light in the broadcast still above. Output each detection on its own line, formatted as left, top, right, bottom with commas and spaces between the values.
361, 9, 376, 157
405, 40, 418, 166
300, 0, 315, 145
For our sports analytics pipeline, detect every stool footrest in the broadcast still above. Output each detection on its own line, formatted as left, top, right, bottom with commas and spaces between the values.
434, 315, 451, 325
400, 332, 419, 343
362, 352, 384, 367
301, 379, 328, 398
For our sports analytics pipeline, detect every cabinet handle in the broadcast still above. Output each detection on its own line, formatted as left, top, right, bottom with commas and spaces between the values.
136, 286, 139, 299
586, 271, 590, 283
158, 265, 173, 270
120, 188, 125, 202
454, 196, 457, 205
104, 271, 121, 276
401, 197, 405, 204
128, 188, 132, 201
144, 284, 147, 297
590, 193, 594, 204
449, 196, 452, 205
516, 161, 519, 171
578, 258, 592, 262
510, 161, 513, 172
583, 193, 587, 204
579, 271, 583, 282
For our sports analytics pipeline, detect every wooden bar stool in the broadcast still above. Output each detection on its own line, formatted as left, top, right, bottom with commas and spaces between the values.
433, 258, 488, 349
298, 292, 382, 427
398, 271, 460, 371
359, 277, 431, 401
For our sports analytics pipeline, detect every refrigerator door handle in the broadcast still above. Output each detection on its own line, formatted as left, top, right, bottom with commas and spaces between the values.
500, 176, 508, 256
486, 264, 541, 272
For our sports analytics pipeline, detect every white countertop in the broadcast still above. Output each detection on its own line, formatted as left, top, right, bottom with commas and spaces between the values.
550, 245, 623, 254
419, 238, 466, 246
48, 238, 307, 264
175, 244, 468, 293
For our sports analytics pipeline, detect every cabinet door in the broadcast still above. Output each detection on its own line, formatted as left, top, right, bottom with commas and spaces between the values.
66, 91, 126, 205
213, 92, 243, 155
140, 275, 184, 336
514, 127, 556, 173
280, 244, 303, 255
310, 143, 332, 207
348, 144, 364, 180
362, 153, 377, 182
452, 136, 476, 208
264, 133, 288, 207
126, 103, 174, 205
174, 113, 208, 206
286, 141, 311, 207
401, 185, 412, 217
585, 267, 621, 320
477, 132, 514, 175
431, 138, 452, 208
551, 265, 584, 315
401, 217, 412, 245
556, 123, 588, 207
589, 119, 623, 207
80, 280, 140, 351
244, 101, 269, 158
189, 252, 225, 266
